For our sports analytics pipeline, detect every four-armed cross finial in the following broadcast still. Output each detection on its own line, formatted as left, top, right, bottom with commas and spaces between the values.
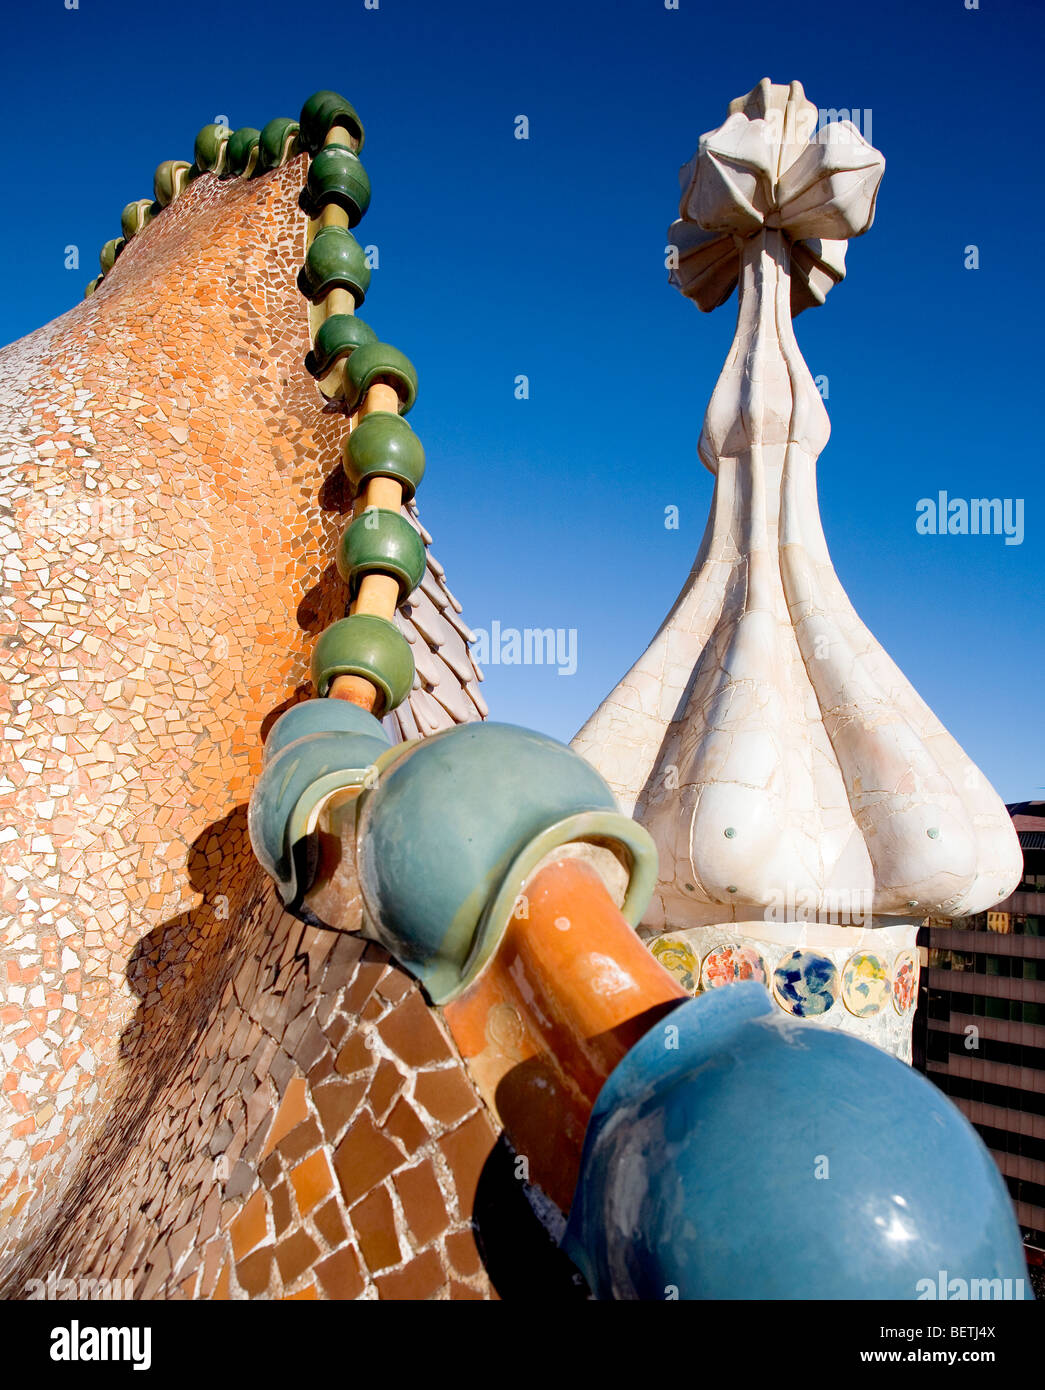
668, 77, 885, 316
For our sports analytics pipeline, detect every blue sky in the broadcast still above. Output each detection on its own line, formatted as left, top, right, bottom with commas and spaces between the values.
0, 0, 1041, 801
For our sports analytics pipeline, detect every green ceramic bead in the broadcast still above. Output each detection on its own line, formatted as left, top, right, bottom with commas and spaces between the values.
120, 199, 156, 240
84, 276, 103, 298
343, 342, 418, 414
305, 314, 377, 379
299, 227, 370, 306
303, 146, 371, 225
99, 238, 124, 274
193, 123, 230, 174
337, 509, 426, 601
226, 127, 261, 176
258, 117, 301, 172
342, 412, 425, 501
299, 89, 365, 154
153, 160, 192, 207
311, 614, 414, 715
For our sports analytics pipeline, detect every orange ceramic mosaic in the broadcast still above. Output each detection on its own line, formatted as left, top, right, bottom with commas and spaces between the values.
0, 155, 493, 1298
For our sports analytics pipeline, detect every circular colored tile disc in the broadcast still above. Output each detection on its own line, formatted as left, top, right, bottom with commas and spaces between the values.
701, 943, 768, 991
650, 936, 699, 993
841, 951, 890, 1017
773, 949, 839, 1017
892, 950, 919, 1015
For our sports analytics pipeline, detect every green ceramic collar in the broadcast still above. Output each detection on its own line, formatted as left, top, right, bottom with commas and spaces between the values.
455, 811, 659, 1003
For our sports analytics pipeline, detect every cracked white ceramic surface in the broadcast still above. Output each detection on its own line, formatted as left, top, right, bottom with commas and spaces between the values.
574, 80, 1021, 958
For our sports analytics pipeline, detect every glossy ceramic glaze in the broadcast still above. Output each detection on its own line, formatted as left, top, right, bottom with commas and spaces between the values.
354, 721, 659, 1002
444, 857, 686, 1212
564, 983, 1031, 1299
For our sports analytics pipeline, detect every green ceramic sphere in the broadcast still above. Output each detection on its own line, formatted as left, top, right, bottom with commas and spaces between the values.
120, 199, 155, 240
299, 89, 365, 154
194, 123, 230, 173
304, 145, 371, 225
226, 127, 261, 176
342, 412, 425, 501
258, 117, 300, 172
84, 276, 103, 298
336, 509, 426, 601
99, 238, 124, 274
305, 314, 377, 379
311, 614, 414, 715
153, 160, 191, 207
344, 342, 417, 414
299, 227, 370, 306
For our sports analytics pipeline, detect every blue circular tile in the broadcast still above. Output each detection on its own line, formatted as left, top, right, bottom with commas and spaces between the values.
773, 949, 838, 1017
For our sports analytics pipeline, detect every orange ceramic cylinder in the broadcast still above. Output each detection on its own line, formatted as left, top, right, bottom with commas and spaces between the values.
442, 856, 686, 1213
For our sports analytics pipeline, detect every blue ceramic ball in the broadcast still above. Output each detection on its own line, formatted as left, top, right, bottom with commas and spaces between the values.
564, 983, 1030, 1300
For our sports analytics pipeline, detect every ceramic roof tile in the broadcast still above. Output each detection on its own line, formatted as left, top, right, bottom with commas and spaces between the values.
0, 136, 496, 1302
407, 687, 457, 736
465, 683, 489, 718
428, 667, 481, 724
408, 629, 444, 689
404, 588, 453, 650
437, 629, 481, 689
394, 504, 484, 736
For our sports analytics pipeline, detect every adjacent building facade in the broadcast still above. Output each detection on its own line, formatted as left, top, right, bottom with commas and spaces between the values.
917, 802, 1045, 1258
